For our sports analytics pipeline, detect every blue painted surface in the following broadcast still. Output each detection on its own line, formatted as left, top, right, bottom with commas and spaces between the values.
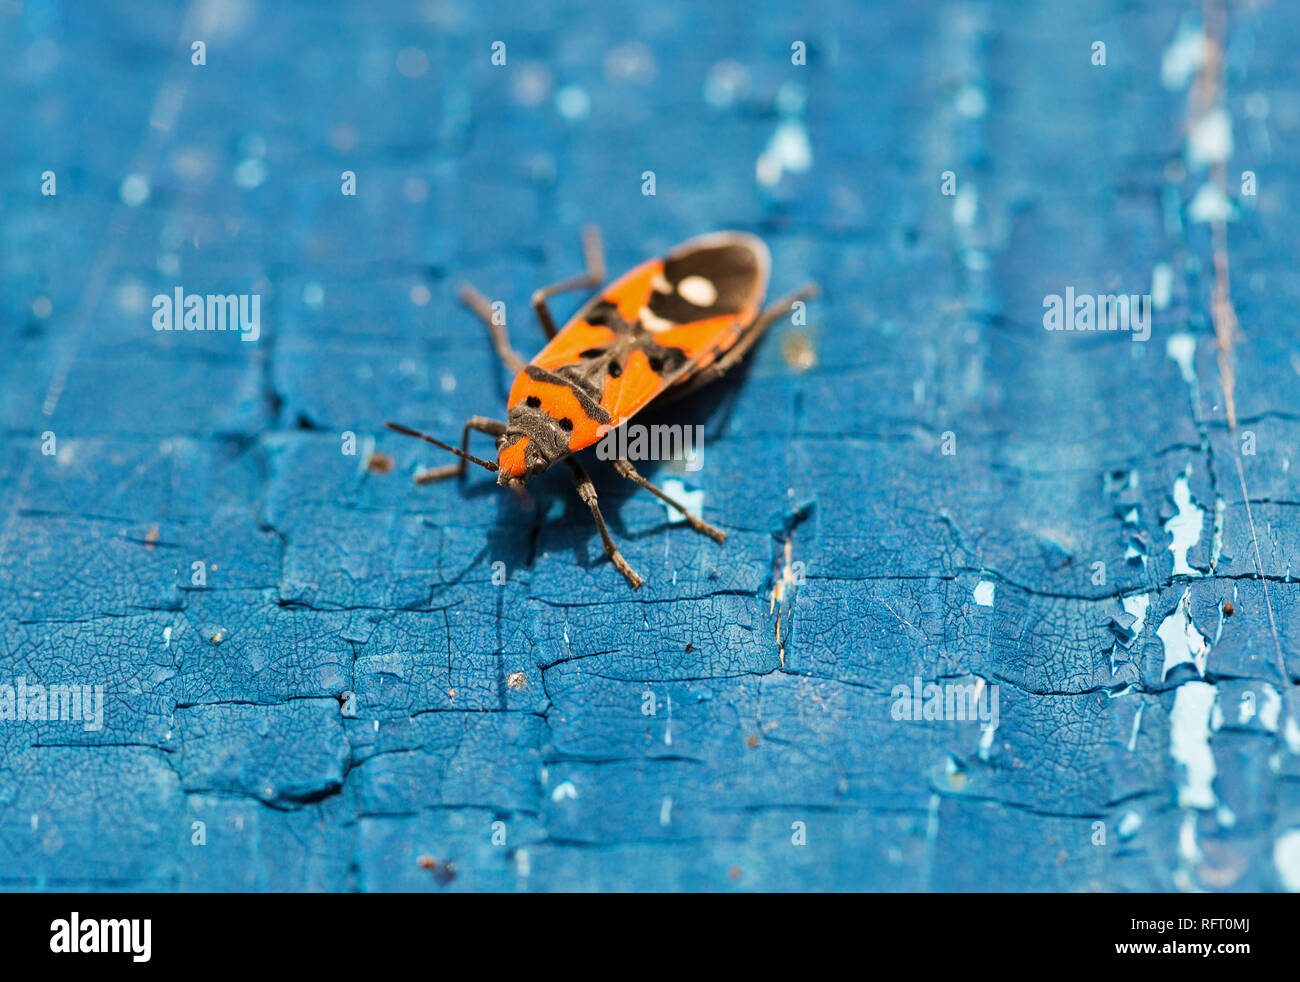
1, 0, 1298, 891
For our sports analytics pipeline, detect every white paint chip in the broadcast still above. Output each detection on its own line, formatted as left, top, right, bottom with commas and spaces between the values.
1274, 829, 1300, 892
1258, 685, 1282, 732
555, 85, 591, 120
1189, 107, 1233, 168
119, 173, 151, 207
1285, 716, 1300, 754
953, 184, 978, 227
660, 479, 704, 526
1188, 183, 1235, 224
978, 718, 997, 760
973, 581, 996, 607
955, 83, 987, 118
1170, 680, 1218, 809
1157, 589, 1210, 678
1118, 811, 1143, 838
1161, 22, 1207, 91
1165, 471, 1205, 577
1122, 593, 1150, 638
756, 120, 812, 186
1166, 332, 1197, 384
1152, 262, 1173, 310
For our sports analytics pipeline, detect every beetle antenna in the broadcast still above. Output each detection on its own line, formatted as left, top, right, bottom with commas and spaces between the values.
384, 421, 499, 472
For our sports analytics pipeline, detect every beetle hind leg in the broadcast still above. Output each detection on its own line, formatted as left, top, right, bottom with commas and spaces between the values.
656, 282, 820, 406
456, 285, 527, 374
613, 458, 726, 543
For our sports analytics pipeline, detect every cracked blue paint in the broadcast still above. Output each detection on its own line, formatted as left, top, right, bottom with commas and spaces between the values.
1, 0, 1298, 892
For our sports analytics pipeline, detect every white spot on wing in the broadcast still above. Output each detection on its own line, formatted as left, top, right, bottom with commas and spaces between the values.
640, 307, 675, 332
677, 275, 717, 307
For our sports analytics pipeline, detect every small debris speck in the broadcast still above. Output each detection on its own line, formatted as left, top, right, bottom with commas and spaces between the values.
367, 452, 395, 473
782, 332, 817, 371
1222, 601, 1234, 617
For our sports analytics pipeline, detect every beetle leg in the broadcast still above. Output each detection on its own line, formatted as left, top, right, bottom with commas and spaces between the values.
531, 224, 606, 340
657, 283, 820, 405
456, 284, 527, 374
567, 457, 644, 589
612, 458, 726, 543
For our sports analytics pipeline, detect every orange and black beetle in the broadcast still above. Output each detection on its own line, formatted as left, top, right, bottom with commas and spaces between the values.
388, 227, 816, 588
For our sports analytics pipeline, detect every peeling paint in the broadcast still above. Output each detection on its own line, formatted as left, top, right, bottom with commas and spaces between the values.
1161, 20, 1207, 91
1119, 811, 1142, 838
1169, 681, 1218, 810
1151, 262, 1173, 310
660, 478, 704, 526
1275, 830, 1300, 892
756, 119, 812, 186
1188, 107, 1233, 168
953, 183, 978, 227
1157, 589, 1211, 678
1164, 470, 1205, 577
1187, 183, 1235, 223
1166, 332, 1198, 385
1122, 593, 1150, 638
1257, 685, 1281, 732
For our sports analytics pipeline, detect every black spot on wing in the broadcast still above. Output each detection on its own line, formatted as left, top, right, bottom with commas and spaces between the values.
644, 344, 687, 377
582, 298, 632, 331
523, 364, 613, 424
